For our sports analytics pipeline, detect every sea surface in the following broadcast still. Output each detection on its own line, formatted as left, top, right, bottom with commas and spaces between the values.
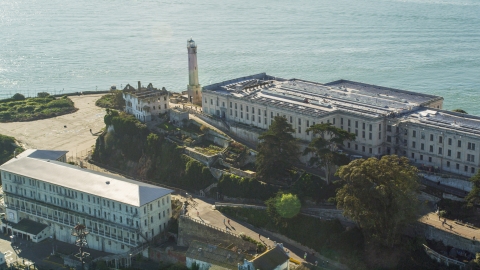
1, 0, 479, 114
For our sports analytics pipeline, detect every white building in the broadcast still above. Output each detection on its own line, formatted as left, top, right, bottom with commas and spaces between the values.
123, 81, 170, 122
0, 149, 173, 254
201, 73, 480, 178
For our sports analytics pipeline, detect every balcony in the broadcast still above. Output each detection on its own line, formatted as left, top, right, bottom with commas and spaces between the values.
4, 195, 141, 247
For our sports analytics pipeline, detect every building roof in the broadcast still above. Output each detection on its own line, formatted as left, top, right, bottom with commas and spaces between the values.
203, 73, 443, 119
186, 241, 252, 269
3, 149, 67, 165
251, 245, 289, 270
10, 218, 48, 235
0, 151, 173, 207
404, 108, 480, 136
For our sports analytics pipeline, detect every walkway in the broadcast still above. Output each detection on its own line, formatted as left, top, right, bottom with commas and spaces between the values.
419, 212, 479, 241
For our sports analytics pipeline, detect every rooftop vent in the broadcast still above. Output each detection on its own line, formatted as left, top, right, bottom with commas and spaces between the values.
106, 181, 110, 185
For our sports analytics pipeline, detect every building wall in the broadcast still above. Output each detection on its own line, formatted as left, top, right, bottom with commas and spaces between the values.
186, 258, 211, 270
0, 170, 172, 254
124, 92, 170, 123
203, 89, 479, 178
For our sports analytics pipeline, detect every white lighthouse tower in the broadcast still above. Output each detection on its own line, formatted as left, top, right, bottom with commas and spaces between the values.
187, 38, 201, 105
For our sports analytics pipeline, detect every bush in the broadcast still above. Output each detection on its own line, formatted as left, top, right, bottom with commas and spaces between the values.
218, 174, 278, 200
12, 93, 25, 100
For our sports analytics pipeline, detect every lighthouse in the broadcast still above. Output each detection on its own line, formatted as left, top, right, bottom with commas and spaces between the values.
187, 38, 201, 105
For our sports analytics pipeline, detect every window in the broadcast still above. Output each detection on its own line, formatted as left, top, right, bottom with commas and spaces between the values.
355, 130, 358, 136
369, 148, 373, 154
298, 127, 301, 134
362, 131, 365, 139
467, 154, 475, 162
270, 112, 273, 118
378, 132, 381, 139
348, 120, 351, 126
448, 150, 451, 156
307, 120, 310, 127
246, 106, 249, 112
333, 118, 336, 125
420, 155, 423, 160
412, 130, 416, 138
340, 118, 344, 125
210, 99, 213, 105
369, 124, 372, 132
355, 121, 358, 128
369, 133, 372, 140
439, 136, 443, 143
456, 163, 460, 170
421, 133, 425, 140
457, 152, 461, 159
438, 147, 442, 155
472, 167, 475, 174
240, 104, 243, 111
298, 118, 301, 125
429, 145, 433, 152
430, 134, 434, 141
348, 142, 351, 148
465, 166, 468, 172
387, 125, 391, 132
468, 142, 476, 150
290, 116, 292, 123
421, 143, 425, 150
428, 157, 432, 162
412, 141, 416, 148
204, 98, 207, 103
230, 102, 232, 108
230, 109, 232, 115
246, 114, 249, 120
458, 140, 462, 147
387, 136, 391, 142
362, 146, 365, 152
411, 153, 415, 159
235, 103, 237, 109
446, 161, 450, 167
448, 138, 452, 145
235, 111, 237, 117
355, 144, 358, 150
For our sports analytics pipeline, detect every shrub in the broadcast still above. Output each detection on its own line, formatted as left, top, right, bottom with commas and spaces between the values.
12, 93, 25, 100
218, 174, 278, 200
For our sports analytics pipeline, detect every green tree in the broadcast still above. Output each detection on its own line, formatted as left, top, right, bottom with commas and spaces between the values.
111, 90, 125, 109
452, 109, 468, 114
146, 133, 162, 157
466, 171, 480, 207
335, 155, 420, 247
256, 116, 299, 183
275, 193, 301, 218
304, 123, 355, 184
12, 93, 25, 100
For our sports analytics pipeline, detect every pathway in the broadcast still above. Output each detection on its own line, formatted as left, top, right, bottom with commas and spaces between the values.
419, 212, 479, 241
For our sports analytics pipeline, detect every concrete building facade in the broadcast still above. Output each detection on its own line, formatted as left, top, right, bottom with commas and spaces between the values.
0, 149, 173, 254
201, 73, 480, 178
123, 82, 170, 123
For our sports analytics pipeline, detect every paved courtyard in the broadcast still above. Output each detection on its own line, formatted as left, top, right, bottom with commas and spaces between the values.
419, 212, 480, 241
0, 94, 106, 159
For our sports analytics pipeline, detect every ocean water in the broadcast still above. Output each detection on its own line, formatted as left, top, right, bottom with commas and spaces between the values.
1, 0, 479, 114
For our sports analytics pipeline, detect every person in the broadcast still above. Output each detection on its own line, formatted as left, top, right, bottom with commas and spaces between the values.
304, 252, 307, 260
228, 219, 230, 225
315, 261, 318, 266
197, 211, 199, 216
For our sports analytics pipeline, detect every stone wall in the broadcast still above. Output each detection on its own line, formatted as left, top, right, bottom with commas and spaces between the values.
184, 147, 219, 166
421, 173, 472, 192
301, 208, 354, 226
205, 131, 231, 148
229, 167, 256, 178
228, 125, 260, 146
177, 216, 257, 252
420, 223, 480, 254
418, 191, 441, 203
149, 246, 187, 264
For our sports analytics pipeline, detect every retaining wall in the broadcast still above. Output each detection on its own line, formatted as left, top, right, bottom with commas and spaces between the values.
421, 173, 472, 192
420, 223, 480, 254
177, 216, 256, 252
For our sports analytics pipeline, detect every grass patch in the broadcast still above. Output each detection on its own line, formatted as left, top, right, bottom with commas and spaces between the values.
194, 144, 223, 156
0, 95, 76, 122
158, 122, 179, 131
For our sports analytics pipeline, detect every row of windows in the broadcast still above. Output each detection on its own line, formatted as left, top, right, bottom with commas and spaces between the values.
411, 131, 477, 150
410, 154, 476, 174
409, 143, 476, 162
